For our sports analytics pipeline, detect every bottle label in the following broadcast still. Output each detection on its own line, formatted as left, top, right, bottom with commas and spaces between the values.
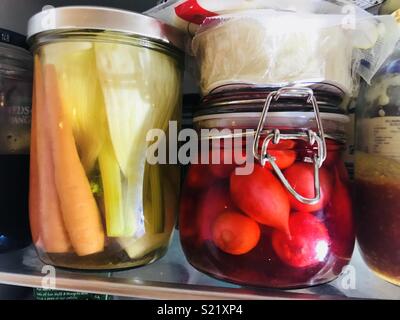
33, 288, 111, 300
360, 116, 400, 161
0, 78, 32, 155
0, 28, 28, 50
345, 112, 355, 179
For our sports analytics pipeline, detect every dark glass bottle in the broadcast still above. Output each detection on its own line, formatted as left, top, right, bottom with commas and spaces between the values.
0, 28, 32, 252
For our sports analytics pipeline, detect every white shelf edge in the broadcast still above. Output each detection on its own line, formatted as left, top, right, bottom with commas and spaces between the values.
0, 271, 344, 300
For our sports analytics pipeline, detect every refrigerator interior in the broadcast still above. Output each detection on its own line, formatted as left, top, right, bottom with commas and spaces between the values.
0, 0, 158, 300
0, 0, 399, 300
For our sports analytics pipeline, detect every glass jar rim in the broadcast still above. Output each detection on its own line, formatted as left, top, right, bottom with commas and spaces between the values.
197, 85, 348, 115
194, 111, 349, 144
194, 111, 349, 124
0, 43, 33, 79
27, 30, 184, 64
0, 42, 32, 62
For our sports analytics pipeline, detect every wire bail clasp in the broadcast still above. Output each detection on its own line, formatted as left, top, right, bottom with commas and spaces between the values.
252, 87, 327, 205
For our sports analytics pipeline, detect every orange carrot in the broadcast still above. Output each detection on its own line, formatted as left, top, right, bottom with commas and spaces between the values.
30, 55, 72, 253
43, 64, 105, 256
29, 57, 41, 247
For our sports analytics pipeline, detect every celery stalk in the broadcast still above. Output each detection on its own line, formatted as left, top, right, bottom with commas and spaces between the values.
94, 43, 154, 176
94, 37, 182, 254
148, 164, 165, 234
118, 233, 170, 260
118, 196, 171, 259
98, 135, 125, 237
119, 169, 177, 259
95, 43, 155, 238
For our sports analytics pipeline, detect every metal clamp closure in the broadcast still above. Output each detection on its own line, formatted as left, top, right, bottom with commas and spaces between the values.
252, 87, 327, 205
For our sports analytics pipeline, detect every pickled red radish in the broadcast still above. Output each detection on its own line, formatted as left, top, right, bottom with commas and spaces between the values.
255, 140, 296, 154
284, 163, 333, 212
336, 161, 350, 183
186, 164, 216, 189
254, 140, 297, 170
197, 183, 234, 241
296, 139, 342, 168
208, 148, 246, 179
324, 151, 341, 167
180, 146, 354, 287
326, 167, 354, 257
267, 139, 296, 150
179, 192, 198, 240
230, 164, 290, 233
272, 212, 330, 268
324, 140, 343, 167
212, 211, 261, 255
264, 150, 297, 170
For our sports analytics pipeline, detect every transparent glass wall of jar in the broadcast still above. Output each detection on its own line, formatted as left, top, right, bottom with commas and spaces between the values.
0, 30, 32, 253
180, 93, 355, 289
29, 29, 183, 270
355, 45, 400, 286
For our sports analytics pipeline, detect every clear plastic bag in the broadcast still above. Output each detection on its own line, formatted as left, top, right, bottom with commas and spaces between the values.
191, 10, 399, 96
146, 0, 371, 35
147, 1, 400, 96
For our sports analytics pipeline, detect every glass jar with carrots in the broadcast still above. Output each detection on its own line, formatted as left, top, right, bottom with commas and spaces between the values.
180, 87, 355, 288
27, 7, 184, 270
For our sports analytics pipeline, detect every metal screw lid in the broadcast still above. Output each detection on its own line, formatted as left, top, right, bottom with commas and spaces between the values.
27, 6, 185, 51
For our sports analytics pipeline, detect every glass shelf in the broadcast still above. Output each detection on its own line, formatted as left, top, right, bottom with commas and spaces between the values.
0, 233, 399, 300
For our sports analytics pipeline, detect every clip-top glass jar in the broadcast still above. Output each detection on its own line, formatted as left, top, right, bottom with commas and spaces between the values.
27, 7, 184, 270
180, 87, 355, 288
0, 28, 32, 253
355, 44, 400, 286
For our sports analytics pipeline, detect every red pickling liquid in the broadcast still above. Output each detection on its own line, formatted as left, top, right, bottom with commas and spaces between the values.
179, 139, 355, 288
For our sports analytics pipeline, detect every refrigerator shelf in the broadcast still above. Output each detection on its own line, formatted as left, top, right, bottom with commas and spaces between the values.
0, 233, 399, 300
